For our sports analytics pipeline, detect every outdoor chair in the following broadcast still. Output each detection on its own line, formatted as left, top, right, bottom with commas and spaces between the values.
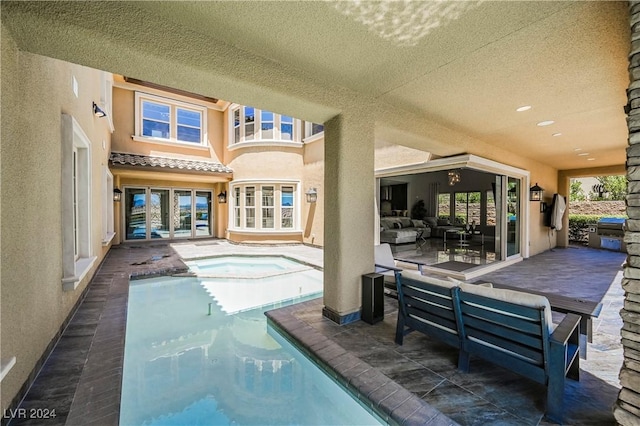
374, 243, 425, 297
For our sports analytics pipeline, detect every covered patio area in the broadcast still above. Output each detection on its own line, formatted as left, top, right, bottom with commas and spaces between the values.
269, 245, 625, 425
9, 242, 624, 425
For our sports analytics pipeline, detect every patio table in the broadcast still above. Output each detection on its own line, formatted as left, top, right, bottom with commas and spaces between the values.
492, 283, 602, 360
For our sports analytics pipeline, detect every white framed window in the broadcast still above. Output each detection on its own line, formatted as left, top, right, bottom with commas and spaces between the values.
100, 71, 115, 132
261, 110, 274, 139
229, 105, 302, 148
245, 186, 256, 228
234, 187, 241, 228
303, 122, 324, 143
62, 114, 96, 291
262, 186, 275, 229
281, 186, 294, 229
280, 115, 293, 141
134, 92, 207, 146
102, 167, 115, 245
231, 182, 300, 232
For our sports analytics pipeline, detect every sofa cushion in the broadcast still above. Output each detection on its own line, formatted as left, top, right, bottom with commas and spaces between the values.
412, 219, 426, 228
403, 270, 457, 289
448, 277, 493, 288
380, 218, 394, 230
459, 283, 553, 333
437, 218, 451, 226
399, 217, 413, 228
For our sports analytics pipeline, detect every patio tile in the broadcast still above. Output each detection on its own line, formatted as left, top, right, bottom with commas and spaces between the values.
8, 242, 623, 426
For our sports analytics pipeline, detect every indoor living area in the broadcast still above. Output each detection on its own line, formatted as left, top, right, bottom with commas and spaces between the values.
377, 154, 533, 280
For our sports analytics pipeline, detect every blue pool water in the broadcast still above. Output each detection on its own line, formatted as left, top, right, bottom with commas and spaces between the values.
120, 259, 383, 425
185, 256, 304, 276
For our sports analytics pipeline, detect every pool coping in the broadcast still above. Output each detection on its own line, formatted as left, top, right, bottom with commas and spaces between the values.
265, 300, 458, 426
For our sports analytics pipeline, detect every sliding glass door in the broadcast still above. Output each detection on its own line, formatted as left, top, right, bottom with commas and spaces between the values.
124, 187, 214, 240
507, 177, 521, 257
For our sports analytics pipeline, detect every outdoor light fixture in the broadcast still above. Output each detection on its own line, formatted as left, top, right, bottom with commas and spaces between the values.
305, 188, 318, 203
93, 102, 107, 118
448, 170, 461, 186
217, 191, 227, 204
530, 183, 543, 201
113, 187, 122, 202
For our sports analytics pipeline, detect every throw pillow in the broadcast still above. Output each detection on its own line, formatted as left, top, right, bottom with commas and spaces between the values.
425, 217, 438, 228
412, 219, 426, 228
437, 219, 450, 226
399, 218, 412, 228
393, 222, 402, 229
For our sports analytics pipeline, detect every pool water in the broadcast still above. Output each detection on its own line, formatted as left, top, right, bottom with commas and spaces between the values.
185, 256, 307, 277
120, 259, 383, 425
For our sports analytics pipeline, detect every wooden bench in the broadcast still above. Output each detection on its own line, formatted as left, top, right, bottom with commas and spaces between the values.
394, 274, 581, 423
455, 283, 581, 424
394, 271, 460, 349
492, 283, 602, 359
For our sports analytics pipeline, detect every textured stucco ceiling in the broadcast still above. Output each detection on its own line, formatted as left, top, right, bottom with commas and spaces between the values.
1, 1, 631, 171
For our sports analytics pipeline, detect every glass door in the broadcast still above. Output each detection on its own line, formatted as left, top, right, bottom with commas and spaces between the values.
174, 190, 192, 238
507, 177, 521, 257
125, 188, 147, 239
195, 192, 212, 237
150, 189, 170, 238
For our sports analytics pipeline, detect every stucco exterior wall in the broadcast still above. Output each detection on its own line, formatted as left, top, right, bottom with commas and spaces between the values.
0, 40, 112, 410
302, 139, 324, 246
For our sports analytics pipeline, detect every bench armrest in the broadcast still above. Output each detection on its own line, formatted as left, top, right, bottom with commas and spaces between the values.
374, 263, 402, 273
550, 313, 581, 345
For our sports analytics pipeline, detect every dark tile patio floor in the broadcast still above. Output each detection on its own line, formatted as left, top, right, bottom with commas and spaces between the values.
4, 242, 626, 425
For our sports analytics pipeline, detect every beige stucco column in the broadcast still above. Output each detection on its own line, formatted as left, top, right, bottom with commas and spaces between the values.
322, 110, 375, 324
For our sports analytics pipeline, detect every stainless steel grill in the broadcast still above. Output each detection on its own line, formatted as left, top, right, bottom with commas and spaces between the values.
588, 217, 626, 252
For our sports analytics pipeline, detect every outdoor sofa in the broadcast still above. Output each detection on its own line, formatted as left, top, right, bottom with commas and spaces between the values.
394, 270, 581, 423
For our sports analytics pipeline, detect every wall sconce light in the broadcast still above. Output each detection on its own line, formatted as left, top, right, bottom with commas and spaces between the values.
113, 187, 122, 202
530, 183, 543, 201
93, 102, 107, 118
305, 188, 318, 203
448, 170, 461, 186
217, 191, 227, 204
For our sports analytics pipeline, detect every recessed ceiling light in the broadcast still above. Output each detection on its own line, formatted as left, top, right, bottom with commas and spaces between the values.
516, 105, 532, 112
552, 132, 562, 137
587, 158, 595, 161
578, 152, 590, 156
574, 148, 582, 151
537, 120, 555, 127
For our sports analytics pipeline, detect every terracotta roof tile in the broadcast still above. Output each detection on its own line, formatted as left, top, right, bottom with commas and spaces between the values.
110, 152, 232, 174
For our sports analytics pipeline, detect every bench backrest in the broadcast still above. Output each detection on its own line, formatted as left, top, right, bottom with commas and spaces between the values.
456, 283, 553, 384
397, 271, 460, 348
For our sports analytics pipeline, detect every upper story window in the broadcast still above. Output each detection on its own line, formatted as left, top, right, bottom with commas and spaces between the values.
229, 105, 301, 147
135, 92, 208, 146
303, 122, 324, 143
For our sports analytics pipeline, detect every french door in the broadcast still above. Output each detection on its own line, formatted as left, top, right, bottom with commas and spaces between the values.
124, 187, 212, 240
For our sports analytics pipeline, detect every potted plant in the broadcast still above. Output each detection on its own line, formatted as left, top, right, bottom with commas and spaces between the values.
411, 199, 427, 220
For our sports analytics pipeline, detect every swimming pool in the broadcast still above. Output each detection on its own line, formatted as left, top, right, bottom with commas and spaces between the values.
120, 257, 383, 425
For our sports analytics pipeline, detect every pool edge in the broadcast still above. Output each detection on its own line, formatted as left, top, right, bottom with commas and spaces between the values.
265, 301, 458, 426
